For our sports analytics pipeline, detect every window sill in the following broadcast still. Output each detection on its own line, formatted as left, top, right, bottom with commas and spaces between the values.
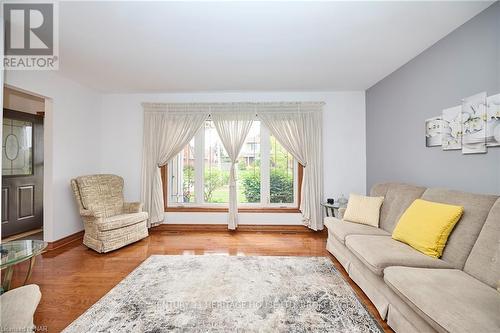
165, 207, 300, 213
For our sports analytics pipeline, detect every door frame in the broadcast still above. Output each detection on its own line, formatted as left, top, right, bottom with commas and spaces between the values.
2, 84, 53, 242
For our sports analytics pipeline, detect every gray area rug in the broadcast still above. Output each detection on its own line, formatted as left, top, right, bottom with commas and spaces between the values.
63, 255, 382, 333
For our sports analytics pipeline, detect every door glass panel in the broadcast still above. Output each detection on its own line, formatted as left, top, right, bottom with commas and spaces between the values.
2, 118, 33, 176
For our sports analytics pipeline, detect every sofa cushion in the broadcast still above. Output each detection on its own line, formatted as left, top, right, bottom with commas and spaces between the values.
420, 188, 498, 269
373, 183, 427, 233
384, 267, 500, 333
369, 183, 391, 197
345, 235, 452, 276
99, 212, 149, 231
464, 198, 500, 288
392, 199, 464, 258
324, 217, 389, 245
343, 194, 384, 227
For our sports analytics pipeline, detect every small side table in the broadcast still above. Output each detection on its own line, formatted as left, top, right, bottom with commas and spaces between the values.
0, 240, 47, 293
321, 202, 340, 218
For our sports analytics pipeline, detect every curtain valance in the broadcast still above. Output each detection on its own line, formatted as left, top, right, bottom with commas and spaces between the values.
141, 102, 324, 115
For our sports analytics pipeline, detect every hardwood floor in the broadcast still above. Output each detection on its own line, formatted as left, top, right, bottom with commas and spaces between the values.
7, 229, 392, 332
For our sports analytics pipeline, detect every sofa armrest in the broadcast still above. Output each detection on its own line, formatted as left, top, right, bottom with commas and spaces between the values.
123, 202, 143, 213
337, 207, 346, 219
0, 284, 41, 332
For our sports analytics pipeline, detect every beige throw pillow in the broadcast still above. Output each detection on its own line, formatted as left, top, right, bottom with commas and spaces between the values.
343, 194, 384, 227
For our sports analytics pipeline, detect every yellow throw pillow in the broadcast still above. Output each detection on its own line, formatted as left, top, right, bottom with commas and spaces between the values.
343, 194, 384, 227
392, 199, 464, 258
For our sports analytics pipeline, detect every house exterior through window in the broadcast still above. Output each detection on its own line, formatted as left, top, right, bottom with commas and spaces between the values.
163, 120, 302, 212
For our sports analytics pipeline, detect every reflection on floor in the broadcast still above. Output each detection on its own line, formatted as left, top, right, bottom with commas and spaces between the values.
2, 229, 43, 242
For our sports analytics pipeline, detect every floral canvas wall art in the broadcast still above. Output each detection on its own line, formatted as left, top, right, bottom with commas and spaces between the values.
425, 116, 445, 147
441, 106, 462, 150
426, 92, 498, 155
461, 92, 487, 154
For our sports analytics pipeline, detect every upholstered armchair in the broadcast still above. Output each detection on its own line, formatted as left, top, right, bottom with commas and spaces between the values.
71, 174, 148, 253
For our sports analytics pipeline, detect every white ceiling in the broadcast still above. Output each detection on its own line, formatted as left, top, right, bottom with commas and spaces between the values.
58, 1, 493, 93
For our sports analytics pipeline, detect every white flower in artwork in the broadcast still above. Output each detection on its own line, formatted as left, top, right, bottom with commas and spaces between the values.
467, 116, 484, 132
448, 119, 462, 138
442, 105, 462, 150
462, 102, 486, 134
462, 92, 487, 154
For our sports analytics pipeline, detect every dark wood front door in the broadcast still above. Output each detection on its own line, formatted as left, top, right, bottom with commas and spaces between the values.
2, 109, 44, 238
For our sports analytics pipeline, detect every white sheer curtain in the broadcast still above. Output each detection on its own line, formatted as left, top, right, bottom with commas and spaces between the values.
141, 105, 208, 226
258, 104, 323, 230
140, 102, 323, 230
211, 111, 254, 230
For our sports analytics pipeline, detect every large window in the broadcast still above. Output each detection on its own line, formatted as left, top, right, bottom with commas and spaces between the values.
165, 120, 300, 211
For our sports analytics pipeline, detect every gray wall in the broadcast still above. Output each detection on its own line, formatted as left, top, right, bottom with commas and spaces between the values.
366, 2, 500, 195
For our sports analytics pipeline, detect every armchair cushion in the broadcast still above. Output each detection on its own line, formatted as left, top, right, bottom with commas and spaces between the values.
98, 212, 149, 231
75, 175, 124, 217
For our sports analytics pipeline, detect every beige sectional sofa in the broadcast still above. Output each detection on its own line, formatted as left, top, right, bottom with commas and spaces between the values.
325, 183, 500, 333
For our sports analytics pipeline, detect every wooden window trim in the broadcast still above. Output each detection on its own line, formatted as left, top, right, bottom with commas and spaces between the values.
162, 164, 303, 213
